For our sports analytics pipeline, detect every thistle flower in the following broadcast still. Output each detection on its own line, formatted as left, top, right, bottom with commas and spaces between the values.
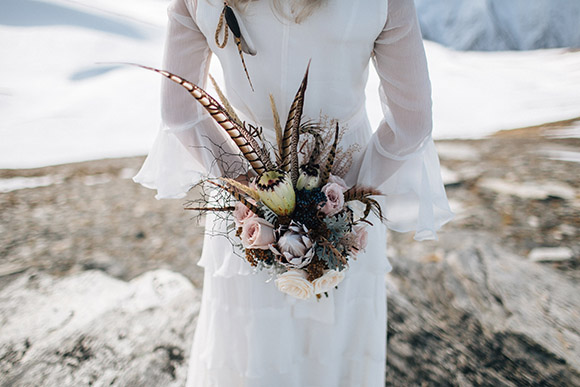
296, 164, 321, 191
256, 170, 296, 216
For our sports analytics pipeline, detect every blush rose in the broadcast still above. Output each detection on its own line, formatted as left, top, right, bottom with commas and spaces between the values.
233, 201, 257, 228
320, 182, 346, 216
240, 217, 275, 250
352, 224, 368, 254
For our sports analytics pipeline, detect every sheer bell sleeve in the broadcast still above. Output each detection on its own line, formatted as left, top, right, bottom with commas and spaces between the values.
133, 0, 242, 199
356, 0, 453, 240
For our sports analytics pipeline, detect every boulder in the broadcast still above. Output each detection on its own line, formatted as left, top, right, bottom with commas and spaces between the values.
385, 232, 580, 386
0, 270, 199, 387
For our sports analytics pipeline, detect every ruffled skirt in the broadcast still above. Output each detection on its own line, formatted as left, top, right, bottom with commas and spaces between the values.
185, 212, 391, 387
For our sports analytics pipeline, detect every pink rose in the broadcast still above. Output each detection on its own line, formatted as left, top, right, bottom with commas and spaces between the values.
320, 182, 345, 216
233, 201, 257, 228
240, 217, 275, 249
328, 174, 348, 190
352, 224, 368, 254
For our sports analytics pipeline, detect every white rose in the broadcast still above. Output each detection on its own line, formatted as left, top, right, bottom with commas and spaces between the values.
275, 270, 314, 300
312, 270, 346, 295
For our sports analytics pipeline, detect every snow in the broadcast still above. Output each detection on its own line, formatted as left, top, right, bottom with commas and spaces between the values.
1, 0, 580, 169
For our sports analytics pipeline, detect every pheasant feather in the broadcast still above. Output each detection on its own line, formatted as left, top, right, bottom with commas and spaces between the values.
280, 63, 310, 172
136, 64, 270, 175
344, 186, 385, 222
224, 5, 254, 91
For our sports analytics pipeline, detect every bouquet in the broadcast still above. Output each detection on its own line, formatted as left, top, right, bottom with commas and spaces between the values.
139, 64, 384, 300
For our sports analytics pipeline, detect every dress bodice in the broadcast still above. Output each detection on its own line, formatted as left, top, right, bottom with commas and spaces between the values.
135, 0, 453, 241
193, 0, 387, 127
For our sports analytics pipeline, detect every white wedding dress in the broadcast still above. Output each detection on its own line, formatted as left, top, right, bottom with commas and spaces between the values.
134, 0, 453, 385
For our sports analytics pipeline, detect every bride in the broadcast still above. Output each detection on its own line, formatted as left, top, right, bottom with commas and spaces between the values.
134, 0, 453, 385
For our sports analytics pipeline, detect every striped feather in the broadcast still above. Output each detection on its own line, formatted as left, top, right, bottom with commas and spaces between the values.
343, 186, 385, 222
233, 37, 254, 91
280, 63, 310, 181
184, 206, 236, 212
136, 64, 268, 175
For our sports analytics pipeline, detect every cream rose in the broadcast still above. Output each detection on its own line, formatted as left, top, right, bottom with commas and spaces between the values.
320, 182, 345, 216
312, 269, 346, 295
275, 270, 314, 300
240, 217, 275, 249
233, 201, 257, 228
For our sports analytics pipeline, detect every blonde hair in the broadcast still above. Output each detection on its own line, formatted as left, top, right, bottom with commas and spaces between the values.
229, 0, 324, 23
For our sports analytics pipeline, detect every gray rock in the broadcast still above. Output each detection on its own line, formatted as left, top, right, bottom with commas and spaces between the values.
478, 178, 576, 201
0, 270, 199, 387
385, 232, 580, 386
529, 247, 575, 262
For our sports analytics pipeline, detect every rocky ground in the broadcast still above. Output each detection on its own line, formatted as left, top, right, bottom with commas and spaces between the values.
0, 121, 579, 386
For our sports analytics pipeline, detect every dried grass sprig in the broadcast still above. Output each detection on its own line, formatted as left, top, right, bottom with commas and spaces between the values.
319, 122, 340, 185
269, 94, 284, 166
209, 74, 241, 125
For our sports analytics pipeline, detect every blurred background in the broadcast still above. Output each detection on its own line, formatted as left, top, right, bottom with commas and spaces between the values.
0, 0, 579, 386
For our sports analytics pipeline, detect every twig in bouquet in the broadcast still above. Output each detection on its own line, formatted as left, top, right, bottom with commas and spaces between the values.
188, 136, 249, 179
